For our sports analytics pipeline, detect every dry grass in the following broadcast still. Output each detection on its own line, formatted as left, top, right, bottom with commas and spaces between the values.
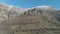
0, 15, 60, 34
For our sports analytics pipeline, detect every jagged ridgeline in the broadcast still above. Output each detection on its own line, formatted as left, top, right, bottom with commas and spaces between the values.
0, 4, 60, 34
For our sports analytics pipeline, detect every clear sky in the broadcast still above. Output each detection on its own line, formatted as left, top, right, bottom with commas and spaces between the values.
0, 0, 60, 9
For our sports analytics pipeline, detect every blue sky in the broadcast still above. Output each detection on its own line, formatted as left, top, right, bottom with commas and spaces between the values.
0, 0, 60, 9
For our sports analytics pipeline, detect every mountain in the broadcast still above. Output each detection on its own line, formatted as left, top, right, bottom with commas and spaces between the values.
20, 6, 60, 21
0, 4, 60, 34
0, 4, 24, 21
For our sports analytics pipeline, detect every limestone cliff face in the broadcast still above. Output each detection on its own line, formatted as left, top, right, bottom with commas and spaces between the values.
0, 4, 60, 34
20, 6, 60, 21
20, 6, 56, 16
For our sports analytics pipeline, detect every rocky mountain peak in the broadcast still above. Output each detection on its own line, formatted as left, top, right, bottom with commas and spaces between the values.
25, 6, 56, 10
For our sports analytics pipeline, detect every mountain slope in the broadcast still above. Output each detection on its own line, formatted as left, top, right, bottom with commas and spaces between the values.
0, 4, 60, 34
0, 4, 23, 21
1, 13, 60, 34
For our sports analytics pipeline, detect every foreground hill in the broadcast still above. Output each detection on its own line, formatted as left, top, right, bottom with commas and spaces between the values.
0, 4, 60, 34
1, 14, 60, 34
